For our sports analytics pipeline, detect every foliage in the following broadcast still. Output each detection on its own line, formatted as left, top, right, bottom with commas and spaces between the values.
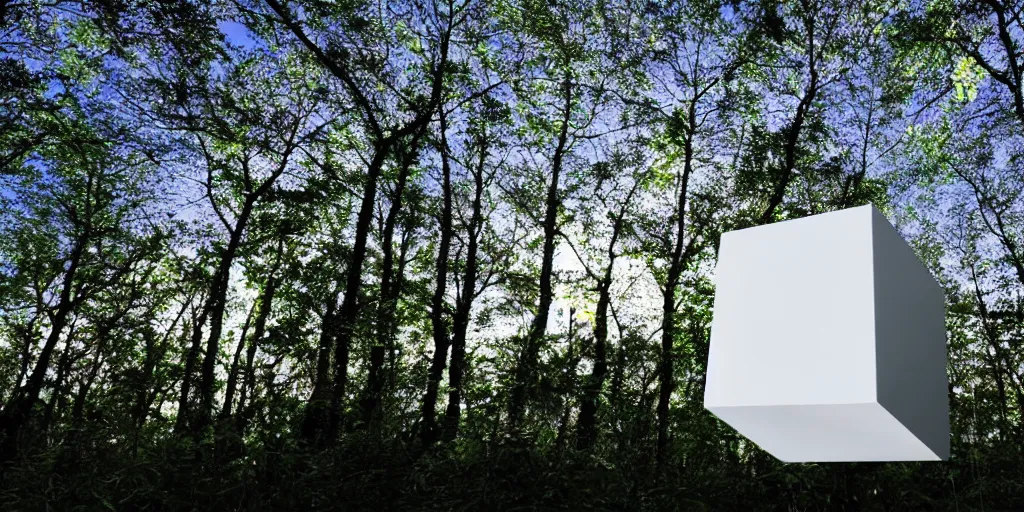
2, 0, 1024, 510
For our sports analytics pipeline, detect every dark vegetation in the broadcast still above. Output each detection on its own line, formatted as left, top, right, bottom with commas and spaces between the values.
2, 0, 1024, 509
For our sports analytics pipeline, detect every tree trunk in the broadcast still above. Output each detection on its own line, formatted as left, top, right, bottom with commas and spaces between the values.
389, 227, 412, 397
8, 315, 38, 406
554, 310, 578, 451
441, 125, 491, 443
70, 351, 102, 424
760, 13, 819, 224
423, 113, 454, 445
236, 333, 260, 439
366, 139, 420, 429
42, 335, 75, 435
0, 239, 85, 461
221, 302, 256, 420
301, 289, 339, 443
442, 146, 487, 442
575, 181, 634, 450
317, 146, 391, 441
362, 345, 386, 432
267, 0, 452, 442
234, 269, 278, 439
134, 296, 188, 450
656, 122, 695, 466
508, 77, 573, 430
176, 301, 209, 434
576, 277, 611, 450
196, 198, 256, 433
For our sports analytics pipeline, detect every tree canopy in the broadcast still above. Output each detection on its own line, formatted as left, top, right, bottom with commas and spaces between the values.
2, 0, 1024, 509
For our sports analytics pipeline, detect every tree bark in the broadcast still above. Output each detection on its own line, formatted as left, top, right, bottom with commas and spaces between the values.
576, 181, 635, 450
265, 0, 453, 442
760, 7, 820, 224
577, 274, 612, 450
175, 301, 208, 434
322, 146, 390, 440
135, 295, 190, 450
42, 333, 75, 435
301, 288, 339, 443
234, 265, 279, 439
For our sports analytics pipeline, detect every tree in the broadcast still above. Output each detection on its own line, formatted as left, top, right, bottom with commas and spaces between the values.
503, 0, 621, 431
257, 0, 453, 440
0, 101, 163, 461
5, 1, 1024, 509
566, 143, 646, 450
640, 0, 745, 465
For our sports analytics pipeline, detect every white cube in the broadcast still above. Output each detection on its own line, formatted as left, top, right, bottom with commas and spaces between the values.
704, 204, 948, 462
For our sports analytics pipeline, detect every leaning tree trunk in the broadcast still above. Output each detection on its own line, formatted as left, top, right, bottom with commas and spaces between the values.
137, 295, 190, 447
0, 239, 85, 462
576, 276, 611, 450
195, 198, 256, 434
176, 301, 209, 434
759, 18, 819, 224
322, 147, 391, 440
221, 303, 256, 420
576, 182, 634, 450
233, 270, 278, 440
301, 287, 339, 443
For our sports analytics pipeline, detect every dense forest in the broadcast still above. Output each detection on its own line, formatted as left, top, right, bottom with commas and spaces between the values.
1, 0, 1023, 509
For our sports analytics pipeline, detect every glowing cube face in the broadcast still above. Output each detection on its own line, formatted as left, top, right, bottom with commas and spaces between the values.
704, 204, 949, 462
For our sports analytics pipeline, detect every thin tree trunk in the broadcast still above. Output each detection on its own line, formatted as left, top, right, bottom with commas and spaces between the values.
221, 302, 256, 419
576, 277, 611, 450
389, 227, 412, 400
656, 119, 695, 466
8, 315, 38, 405
423, 112, 454, 445
362, 345, 385, 433
760, 9, 819, 224
138, 294, 190, 439
196, 198, 256, 433
236, 335, 259, 438
972, 265, 1014, 437
318, 147, 391, 441
508, 77, 573, 430
366, 139, 420, 428
67, 302, 130, 430
58, 343, 102, 472
301, 288, 339, 442
554, 309, 578, 451
176, 301, 209, 433
234, 261, 279, 438
42, 335, 75, 435
71, 351, 102, 424
576, 182, 635, 450
610, 342, 626, 449
266, 0, 453, 443
442, 134, 487, 442
0, 239, 85, 461
315, 294, 339, 392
